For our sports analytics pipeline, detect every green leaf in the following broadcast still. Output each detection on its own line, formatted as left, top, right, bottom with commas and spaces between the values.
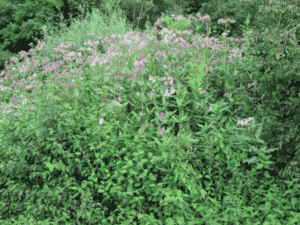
45, 162, 55, 172
255, 124, 262, 139
257, 163, 263, 169
200, 189, 206, 199
264, 171, 270, 178
97, 189, 105, 193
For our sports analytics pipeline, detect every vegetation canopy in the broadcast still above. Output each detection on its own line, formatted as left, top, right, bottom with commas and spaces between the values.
0, 0, 300, 224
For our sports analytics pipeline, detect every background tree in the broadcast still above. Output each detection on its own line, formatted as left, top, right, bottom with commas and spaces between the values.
0, 0, 65, 56
0, 0, 109, 71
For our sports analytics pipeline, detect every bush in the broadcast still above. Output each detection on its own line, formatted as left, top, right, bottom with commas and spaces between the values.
1, 0, 300, 224
0, 49, 19, 73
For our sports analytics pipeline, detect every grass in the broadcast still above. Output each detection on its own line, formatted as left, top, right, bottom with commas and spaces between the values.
1, 0, 300, 224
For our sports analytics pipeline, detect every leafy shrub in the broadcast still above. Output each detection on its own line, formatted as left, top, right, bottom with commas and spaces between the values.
153, 13, 194, 42
1, 0, 300, 224
0, 49, 19, 73
0, 1, 63, 55
236, 0, 300, 177
0, 0, 105, 58
195, 0, 263, 39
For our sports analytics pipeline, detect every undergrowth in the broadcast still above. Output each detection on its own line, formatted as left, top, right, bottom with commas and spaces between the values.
0, 0, 300, 224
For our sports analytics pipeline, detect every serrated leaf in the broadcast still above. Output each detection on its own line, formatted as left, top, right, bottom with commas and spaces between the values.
255, 124, 262, 139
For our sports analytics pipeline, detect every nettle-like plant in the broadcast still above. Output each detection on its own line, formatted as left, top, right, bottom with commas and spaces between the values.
155, 14, 194, 40
148, 12, 212, 43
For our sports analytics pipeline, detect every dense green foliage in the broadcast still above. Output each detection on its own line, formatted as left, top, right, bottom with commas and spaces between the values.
0, 0, 64, 53
1, 0, 300, 224
0, 0, 113, 57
